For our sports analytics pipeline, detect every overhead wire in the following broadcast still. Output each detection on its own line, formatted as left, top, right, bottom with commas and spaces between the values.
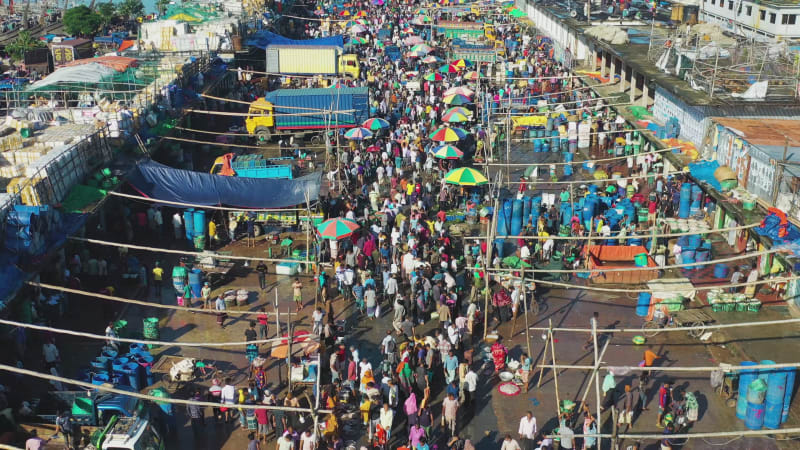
0, 363, 329, 413
0, 317, 305, 348
108, 191, 312, 212
529, 316, 800, 334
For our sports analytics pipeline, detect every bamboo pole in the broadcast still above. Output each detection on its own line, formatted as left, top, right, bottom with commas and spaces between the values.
536, 323, 551, 389
550, 318, 561, 415
483, 198, 499, 340
592, 316, 602, 450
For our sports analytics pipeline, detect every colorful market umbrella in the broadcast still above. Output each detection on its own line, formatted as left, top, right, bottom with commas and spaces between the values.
316, 217, 360, 240
438, 64, 459, 73
349, 24, 367, 33
441, 109, 471, 123
339, 10, 351, 16
422, 55, 442, 64
424, 72, 444, 81
432, 144, 464, 159
451, 59, 471, 68
444, 86, 474, 97
442, 93, 472, 105
410, 44, 433, 54
355, 10, 368, 17
463, 70, 480, 81
349, 36, 368, 44
445, 106, 471, 116
372, 0, 384, 5
403, 35, 424, 46
429, 125, 468, 142
363, 117, 390, 130
344, 127, 373, 140
444, 167, 488, 186
366, 145, 381, 152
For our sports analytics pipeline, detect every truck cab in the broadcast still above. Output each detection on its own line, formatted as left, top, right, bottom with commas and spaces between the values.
245, 98, 276, 141
210, 153, 293, 179
340, 54, 360, 78
91, 415, 164, 450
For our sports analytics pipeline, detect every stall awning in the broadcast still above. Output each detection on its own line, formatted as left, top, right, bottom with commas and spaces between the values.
127, 160, 321, 209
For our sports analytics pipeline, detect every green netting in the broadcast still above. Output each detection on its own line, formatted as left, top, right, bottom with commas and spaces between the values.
164, 5, 220, 22
629, 106, 652, 120
61, 184, 108, 213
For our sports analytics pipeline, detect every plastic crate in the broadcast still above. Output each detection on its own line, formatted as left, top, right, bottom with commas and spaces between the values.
711, 303, 724, 312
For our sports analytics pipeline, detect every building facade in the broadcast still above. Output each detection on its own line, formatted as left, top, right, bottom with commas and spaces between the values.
700, 0, 800, 39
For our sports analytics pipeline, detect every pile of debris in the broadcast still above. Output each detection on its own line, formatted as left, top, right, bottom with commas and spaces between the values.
586, 25, 630, 45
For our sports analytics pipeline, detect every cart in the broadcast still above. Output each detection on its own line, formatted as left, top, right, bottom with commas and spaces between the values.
151, 356, 197, 389
642, 309, 714, 339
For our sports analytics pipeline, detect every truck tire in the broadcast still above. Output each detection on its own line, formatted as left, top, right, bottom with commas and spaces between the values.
253, 224, 263, 237
310, 134, 323, 145
255, 127, 271, 143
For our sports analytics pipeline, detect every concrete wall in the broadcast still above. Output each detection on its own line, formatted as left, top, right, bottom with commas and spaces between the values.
519, 0, 590, 63
652, 86, 709, 146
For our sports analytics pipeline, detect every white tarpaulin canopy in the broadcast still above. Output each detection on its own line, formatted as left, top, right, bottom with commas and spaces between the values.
647, 278, 697, 302
30, 63, 118, 90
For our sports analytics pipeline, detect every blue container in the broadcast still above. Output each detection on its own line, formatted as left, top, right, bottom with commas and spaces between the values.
691, 184, 703, 203
745, 401, 766, 430
564, 164, 573, 176
679, 184, 692, 218
636, 292, 651, 317
680, 183, 693, 200
128, 343, 144, 355
695, 249, 710, 269
713, 263, 729, 279
561, 204, 573, 226
760, 360, 776, 382
681, 249, 696, 268
542, 141, 550, 152
782, 369, 795, 423
510, 199, 523, 236
92, 373, 110, 385
183, 209, 194, 240
534, 139, 542, 152
679, 204, 691, 219
523, 197, 531, 227
502, 199, 513, 236
688, 235, 702, 248
737, 361, 759, 419
764, 368, 788, 429
495, 239, 505, 258
564, 152, 574, 163
145, 366, 155, 386
677, 236, 689, 247
193, 210, 206, 238
111, 357, 129, 372
122, 362, 142, 391
189, 268, 204, 298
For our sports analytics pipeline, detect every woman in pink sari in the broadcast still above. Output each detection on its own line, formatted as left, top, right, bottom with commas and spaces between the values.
491, 338, 508, 372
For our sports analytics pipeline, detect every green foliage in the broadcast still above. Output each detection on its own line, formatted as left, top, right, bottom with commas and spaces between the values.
6, 30, 44, 61
97, 2, 117, 27
117, 0, 145, 20
156, 0, 170, 16
63, 5, 103, 36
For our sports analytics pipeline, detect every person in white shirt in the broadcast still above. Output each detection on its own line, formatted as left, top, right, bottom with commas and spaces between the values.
501, 434, 522, 450
172, 213, 183, 239
300, 430, 316, 450
463, 367, 478, 408
42, 339, 60, 370
220, 378, 236, 423
379, 403, 394, 441
518, 411, 538, 450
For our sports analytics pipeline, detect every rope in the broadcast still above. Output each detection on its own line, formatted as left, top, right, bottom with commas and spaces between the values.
465, 222, 760, 241
27, 281, 291, 317
69, 237, 313, 265
484, 245, 779, 274
529, 315, 800, 334
538, 361, 800, 373
526, 274, 798, 293
0, 363, 329, 413
183, 108, 356, 117
162, 135, 323, 151
493, 169, 684, 185
0, 317, 304, 348
108, 191, 310, 212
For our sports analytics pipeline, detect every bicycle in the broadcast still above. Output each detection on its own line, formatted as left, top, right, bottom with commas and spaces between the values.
642, 309, 713, 339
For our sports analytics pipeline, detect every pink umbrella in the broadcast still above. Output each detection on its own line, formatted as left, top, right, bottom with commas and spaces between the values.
403, 35, 424, 46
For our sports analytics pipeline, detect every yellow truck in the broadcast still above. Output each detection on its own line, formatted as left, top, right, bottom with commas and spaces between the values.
265, 44, 360, 79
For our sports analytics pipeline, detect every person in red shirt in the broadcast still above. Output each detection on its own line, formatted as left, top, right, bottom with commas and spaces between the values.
648, 199, 658, 224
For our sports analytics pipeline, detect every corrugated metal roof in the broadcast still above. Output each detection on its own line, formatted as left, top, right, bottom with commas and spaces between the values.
712, 117, 800, 146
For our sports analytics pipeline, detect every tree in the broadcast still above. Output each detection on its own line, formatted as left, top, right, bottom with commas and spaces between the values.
117, 0, 145, 21
63, 5, 103, 36
156, 0, 171, 16
97, 2, 117, 27
6, 30, 44, 61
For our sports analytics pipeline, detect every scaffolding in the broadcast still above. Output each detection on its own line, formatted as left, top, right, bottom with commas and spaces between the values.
647, 25, 800, 101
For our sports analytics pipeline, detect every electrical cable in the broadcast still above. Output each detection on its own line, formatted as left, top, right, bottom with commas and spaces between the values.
0, 363, 329, 413
0, 317, 305, 348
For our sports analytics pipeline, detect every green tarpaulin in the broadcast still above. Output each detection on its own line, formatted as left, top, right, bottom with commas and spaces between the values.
60, 184, 108, 213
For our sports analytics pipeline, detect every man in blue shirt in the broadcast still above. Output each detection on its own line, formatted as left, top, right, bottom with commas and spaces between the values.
443, 350, 459, 384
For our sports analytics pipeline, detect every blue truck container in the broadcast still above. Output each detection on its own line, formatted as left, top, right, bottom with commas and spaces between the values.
264, 87, 370, 130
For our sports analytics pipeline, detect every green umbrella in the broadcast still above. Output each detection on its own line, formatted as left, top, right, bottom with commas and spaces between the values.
316, 218, 360, 240
502, 256, 531, 269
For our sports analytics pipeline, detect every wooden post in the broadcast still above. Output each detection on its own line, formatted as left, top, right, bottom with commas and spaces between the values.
536, 325, 550, 389
592, 316, 602, 450
522, 284, 532, 359
549, 318, 561, 415
483, 198, 499, 340
304, 190, 312, 274
287, 306, 293, 392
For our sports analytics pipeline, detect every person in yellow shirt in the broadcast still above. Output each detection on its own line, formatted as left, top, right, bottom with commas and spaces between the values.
406, 182, 415, 197
152, 262, 164, 302
208, 220, 218, 247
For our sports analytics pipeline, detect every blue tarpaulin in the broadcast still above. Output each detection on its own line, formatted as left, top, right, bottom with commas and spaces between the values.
689, 160, 722, 192
128, 160, 321, 208
245, 30, 344, 50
